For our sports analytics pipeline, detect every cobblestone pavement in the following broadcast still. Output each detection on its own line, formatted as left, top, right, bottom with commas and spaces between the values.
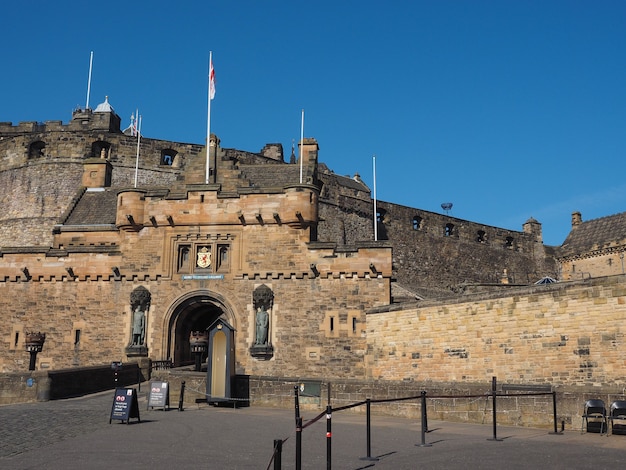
0, 391, 111, 458
2, 390, 626, 469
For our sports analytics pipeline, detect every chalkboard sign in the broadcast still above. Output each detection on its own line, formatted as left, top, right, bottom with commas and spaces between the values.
147, 381, 170, 410
109, 388, 140, 424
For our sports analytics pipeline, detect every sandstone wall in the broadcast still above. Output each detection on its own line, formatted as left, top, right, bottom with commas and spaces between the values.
366, 275, 626, 389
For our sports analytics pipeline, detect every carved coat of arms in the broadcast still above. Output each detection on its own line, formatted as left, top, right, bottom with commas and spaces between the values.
196, 247, 211, 268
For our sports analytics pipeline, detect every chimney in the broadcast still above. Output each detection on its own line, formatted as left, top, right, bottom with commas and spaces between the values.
571, 211, 582, 227
297, 138, 319, 166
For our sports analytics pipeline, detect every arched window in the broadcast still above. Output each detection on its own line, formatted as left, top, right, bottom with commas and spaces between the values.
444, 223, 454, 237
28, 140, 46, 158
477, 230, 486, 243
412, 216, 422, 230
505, 236, 514, 249
161, 149, 178, 166
91, 140, 111, 159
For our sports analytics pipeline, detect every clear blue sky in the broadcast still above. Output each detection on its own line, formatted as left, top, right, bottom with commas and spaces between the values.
3, 1, 625, 246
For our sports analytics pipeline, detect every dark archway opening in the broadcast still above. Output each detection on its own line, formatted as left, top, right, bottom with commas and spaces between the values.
168, 296, 225, 367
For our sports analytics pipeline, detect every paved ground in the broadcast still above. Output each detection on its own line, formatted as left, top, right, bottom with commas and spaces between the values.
1, 389, 625, 469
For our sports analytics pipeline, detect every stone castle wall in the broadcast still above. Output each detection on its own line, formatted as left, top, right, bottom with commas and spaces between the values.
375, 201, 557, 291
0, 273, 388, 379
366, 274, 626, 389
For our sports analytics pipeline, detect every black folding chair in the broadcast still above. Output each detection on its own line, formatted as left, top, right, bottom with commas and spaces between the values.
581, 399, 607, 434
608, 400, 626, 435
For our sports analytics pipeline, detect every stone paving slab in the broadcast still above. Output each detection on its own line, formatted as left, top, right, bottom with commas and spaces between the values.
1, 390, 626, 469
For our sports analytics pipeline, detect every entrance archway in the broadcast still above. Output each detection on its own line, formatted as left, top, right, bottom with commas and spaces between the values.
165, 291, 236, 367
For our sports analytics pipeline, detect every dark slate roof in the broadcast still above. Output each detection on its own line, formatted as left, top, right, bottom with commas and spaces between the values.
239, 164, 304, 188
559, 212, 626, 257
64, 189, 118, 225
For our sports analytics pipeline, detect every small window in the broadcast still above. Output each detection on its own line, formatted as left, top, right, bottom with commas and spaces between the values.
14, 332, 19, 347
28, 140, 46, 158
477, 230, 486, 243
161, 149, 178, 166
444, 223, 454, 237
91, 140, 111, 158
412, 216, 422, 230
505, 236, 514, 248
330, 317, 335, 332
74, 329, 81, 345
352, 317, 357, 334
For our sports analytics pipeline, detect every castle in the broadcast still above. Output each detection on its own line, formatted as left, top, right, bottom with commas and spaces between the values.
1, 98, 625, 426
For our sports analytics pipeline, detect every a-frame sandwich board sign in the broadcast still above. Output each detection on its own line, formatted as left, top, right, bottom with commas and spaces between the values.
110, 388, 141, 424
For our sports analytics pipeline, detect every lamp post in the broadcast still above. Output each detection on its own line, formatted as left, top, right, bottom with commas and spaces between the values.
189, 331, 208, 372
25, 332, 46, 371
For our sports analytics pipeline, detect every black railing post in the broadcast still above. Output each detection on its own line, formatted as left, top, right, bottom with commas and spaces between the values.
273, 439, 282, 470
294, 386, 301, 470
326, 404, 332, 470
361, 398, 378, 460
418, 391, 432, 447
550, 391, 562, 434
295, 416, 302, 470
488, 376, 501, 441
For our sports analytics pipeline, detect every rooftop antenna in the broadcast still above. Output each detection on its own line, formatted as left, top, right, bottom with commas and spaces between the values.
85, 51, 94, 111
441, 202, 453, 215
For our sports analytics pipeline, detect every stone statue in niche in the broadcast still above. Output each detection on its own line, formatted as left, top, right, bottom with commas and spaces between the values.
252, 284, 273, 347
255, 306, 269, 345
132, 306, 145, 345
129, 286, 151, 347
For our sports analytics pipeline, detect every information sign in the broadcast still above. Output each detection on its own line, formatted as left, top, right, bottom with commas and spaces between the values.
110, 388, 140, 424
147, 381, 170, 410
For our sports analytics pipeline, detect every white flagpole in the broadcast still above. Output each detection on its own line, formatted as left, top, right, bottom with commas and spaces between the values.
299, 109, 304, 184
134, 112, 142, 188
373, 154, 378, 241
85, 51, 94, 110
205, 51, 213, 185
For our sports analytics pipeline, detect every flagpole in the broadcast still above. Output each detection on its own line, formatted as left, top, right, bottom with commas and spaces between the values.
373, 154, 378, 241
299, 109, 304, 184
85, 51, 94, 110
205, 51, 213, 185
134, 112, 142, 188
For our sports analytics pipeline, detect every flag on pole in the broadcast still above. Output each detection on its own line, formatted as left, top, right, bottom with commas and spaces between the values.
209, 59, 216, 100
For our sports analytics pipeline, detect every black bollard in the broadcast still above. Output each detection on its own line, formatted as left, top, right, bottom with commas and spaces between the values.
178, 381, 185, 411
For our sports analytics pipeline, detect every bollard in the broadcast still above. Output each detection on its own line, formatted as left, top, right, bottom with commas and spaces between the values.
178, 380, 185, 411
273, 439, 282, 470
418, 391, 431, 447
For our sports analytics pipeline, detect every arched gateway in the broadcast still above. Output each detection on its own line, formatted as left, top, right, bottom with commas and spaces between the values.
163, 290, 237, 367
